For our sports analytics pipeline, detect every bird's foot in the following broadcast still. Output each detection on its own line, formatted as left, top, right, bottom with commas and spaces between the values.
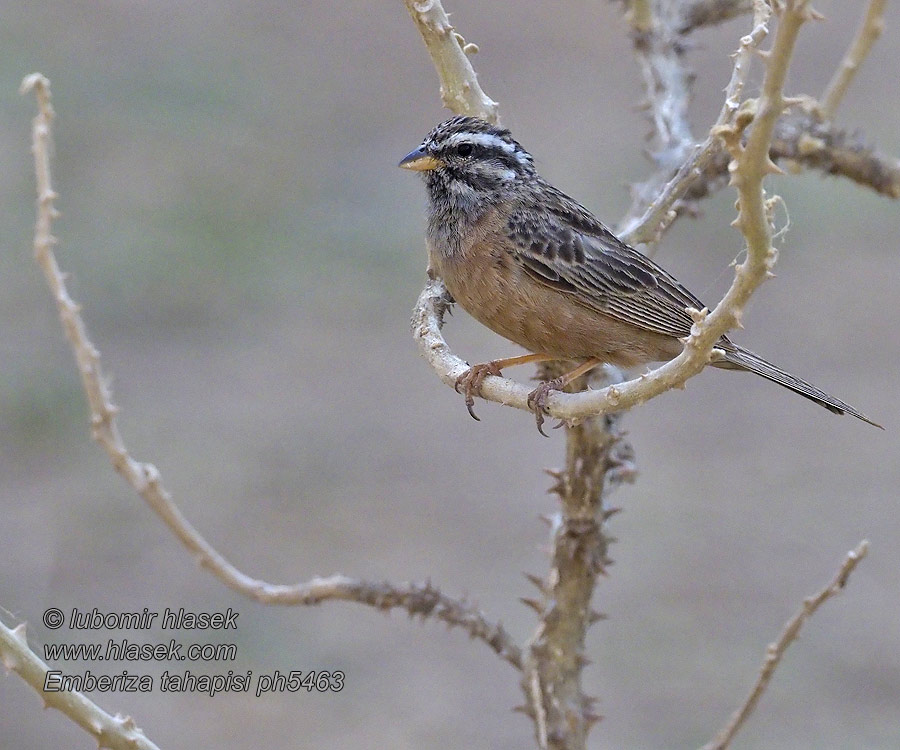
455, 362, 504, 421
526, 378, 565, 437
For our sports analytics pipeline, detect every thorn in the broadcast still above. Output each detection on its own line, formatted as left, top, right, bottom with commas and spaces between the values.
602, 507, 622, 520
578, 655, 593, 667
544, 468, 563, 480
764, 158, 785, 176
524, 572, 547, 593
588, 610, 608, 624
606, 384, 621, 406
686, 306, 709, 325
584, 711, 604, 728
538, 514, 553, 528
520, 597, 544, 614
710, 123, 735, 139
804, 5, 825, 22
547, 482, 565, 497
512, 704, 535, 717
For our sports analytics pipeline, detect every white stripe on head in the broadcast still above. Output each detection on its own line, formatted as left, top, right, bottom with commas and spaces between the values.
513, 149, 532, 167
444, 131, 516, 154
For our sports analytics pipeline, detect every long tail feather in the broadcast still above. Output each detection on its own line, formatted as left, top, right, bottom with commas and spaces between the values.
716, 345, 882, 429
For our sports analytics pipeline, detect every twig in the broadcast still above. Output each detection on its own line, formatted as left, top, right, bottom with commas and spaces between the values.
820, 0, 887, 120
20, 73, 521, 673
701, 540, 870, 750
402, 0, 499, 122
0, 619, 160, 750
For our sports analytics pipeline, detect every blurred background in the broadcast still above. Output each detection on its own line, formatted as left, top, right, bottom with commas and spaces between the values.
1, 2, 898, 748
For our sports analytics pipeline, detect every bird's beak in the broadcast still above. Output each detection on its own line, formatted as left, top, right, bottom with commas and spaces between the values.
398, 147, 442, 171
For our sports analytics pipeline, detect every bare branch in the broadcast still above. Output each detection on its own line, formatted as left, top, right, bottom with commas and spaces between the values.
402, 0, 499, 122
20, 73, 521, 672
820, 0, 887, 120
0, 618, 160, 750
677, 0, 753, 34
702, 541, 870, 750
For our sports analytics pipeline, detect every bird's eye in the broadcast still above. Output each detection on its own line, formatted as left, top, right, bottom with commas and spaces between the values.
456, 143, 473, 157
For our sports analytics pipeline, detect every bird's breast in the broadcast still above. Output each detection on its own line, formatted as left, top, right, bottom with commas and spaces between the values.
429, 239, 678, 367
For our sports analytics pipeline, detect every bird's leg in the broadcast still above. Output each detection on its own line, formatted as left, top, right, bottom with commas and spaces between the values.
527, 357, 605, 436
455, 353, 556, 421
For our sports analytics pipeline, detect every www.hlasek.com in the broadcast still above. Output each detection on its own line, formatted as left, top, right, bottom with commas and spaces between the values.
40, 607, 343, 697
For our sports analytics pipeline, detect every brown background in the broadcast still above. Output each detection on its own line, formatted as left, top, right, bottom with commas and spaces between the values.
1, 1, 898, 748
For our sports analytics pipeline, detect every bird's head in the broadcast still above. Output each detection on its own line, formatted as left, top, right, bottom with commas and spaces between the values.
399, 116, 535, 209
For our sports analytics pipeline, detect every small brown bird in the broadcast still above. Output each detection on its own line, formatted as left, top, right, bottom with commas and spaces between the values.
400, 115, 880, 432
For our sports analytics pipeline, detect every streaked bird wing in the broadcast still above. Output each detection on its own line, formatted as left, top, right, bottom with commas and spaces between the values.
507, 183, 707, 341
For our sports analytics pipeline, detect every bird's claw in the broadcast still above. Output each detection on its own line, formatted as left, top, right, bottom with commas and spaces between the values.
455, 362, 503, 421
526, 378, 564, 437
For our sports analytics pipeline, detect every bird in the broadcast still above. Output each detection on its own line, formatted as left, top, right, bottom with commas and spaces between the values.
399, 115, 880, 433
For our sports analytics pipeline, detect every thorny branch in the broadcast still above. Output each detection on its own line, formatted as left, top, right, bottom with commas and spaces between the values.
619, 0, 897, 245
702, 541, 870, 750
519, 368, 636, 749
8, 0, 886, 747
618, 0, 772, 244
0, 619, 160, 750
402, 0, 499, 123
14, 72, 521, 742
406, 2, 639, 747
410, 8, 878, 746
679, 111, 900, 204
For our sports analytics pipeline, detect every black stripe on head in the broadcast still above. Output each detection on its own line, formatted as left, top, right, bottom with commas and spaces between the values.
425, 116, 535, 178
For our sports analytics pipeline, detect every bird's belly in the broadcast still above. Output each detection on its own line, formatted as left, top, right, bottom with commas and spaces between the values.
434, 249, 680, 367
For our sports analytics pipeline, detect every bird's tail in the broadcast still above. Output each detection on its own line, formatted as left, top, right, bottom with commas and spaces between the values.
715, 345, 882, 429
